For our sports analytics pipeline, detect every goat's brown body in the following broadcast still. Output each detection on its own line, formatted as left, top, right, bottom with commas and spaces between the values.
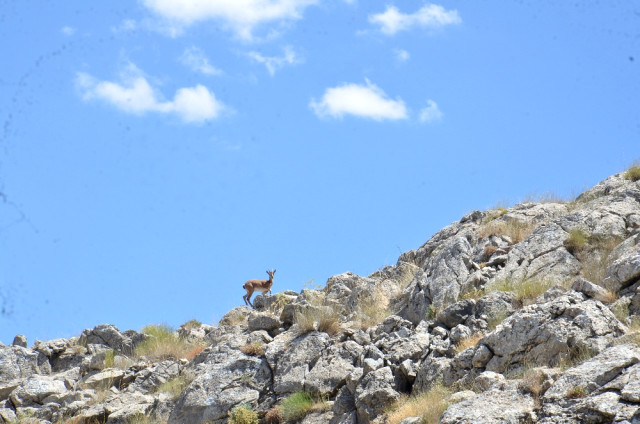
243, 270, 275, 308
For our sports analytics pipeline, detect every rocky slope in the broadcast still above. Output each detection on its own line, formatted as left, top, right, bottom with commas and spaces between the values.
2, 170, 640, 424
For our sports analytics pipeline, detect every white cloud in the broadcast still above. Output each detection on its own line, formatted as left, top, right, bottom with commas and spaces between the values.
395, 49, 410, 62
180, 46, 222, 76
310, 79, 407, 121
247, 46, 300, 76
61, 26, 76, 36
75, 64, 227, 123
111, 19, 138, 33
142, 0, 318, 40
369, 4, 461, 35
419, 99, 443, 123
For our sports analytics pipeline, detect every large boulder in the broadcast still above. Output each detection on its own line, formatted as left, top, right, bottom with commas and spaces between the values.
440, 382, 536, 424
538, 344, 640, 423
480, 290, 625, 373
0, 345, 50, 384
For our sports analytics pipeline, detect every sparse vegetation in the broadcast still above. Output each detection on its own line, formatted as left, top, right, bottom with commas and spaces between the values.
518, 368, 547, 400
455, 332, 484, 353
181, 319, 202, 330
134, 324, 195, 361
294, 291, 341, 336
240, 341, 266, 357
270, 292, 292, 315
557, 345, 597, 370
564, 229, 589, 255
483, 244, 498, 258
484, 207, 508, 223
458, 287, 484, 301
281, 392, 314, 422
487, 308, 511, 331
104, 349, 117, 368
624, 165, 640, 182
579, 236, 623, 285
386, 383, 452, 424
488, 278, 554, 305
228, 404, 259, 424
156, 374, 194, 401
478, 220, 536, 244
354, 288, 393, 330
611, 301, 630, 323
566, 385, 589, 399
425, 305, 437, 321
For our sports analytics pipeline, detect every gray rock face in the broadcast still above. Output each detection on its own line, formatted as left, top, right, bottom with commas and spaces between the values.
10, 375, 68, 407
603, 237, 640, 292
440, 382, 536, 424
305, 341, 362, 396
538, 344, 640, 423
355, 366, 399, 423
79, 324, 141, 355
480, 290, 625, 373
273, 331, 330, 394
0, 345, 50, 383
168, 347, 271, 424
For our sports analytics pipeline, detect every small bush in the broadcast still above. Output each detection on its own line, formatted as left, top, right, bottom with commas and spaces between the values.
611, 302, 630, 323
624, 165, 640, 182
566, 385, 588, 399
156, 374, 194, 401
181, 319, 202, 330
386, 383, 452, 424
564, 229, 589, 254
265, 406, 282, 424
558, 345, 597, 370
281, 392, 314, 422
134, 324, 193, 361
483, 244, 498, 258
240, 342, 266, 357
104, 350, 116, 368
228, 404, 259, 424
425, 305, 437, 321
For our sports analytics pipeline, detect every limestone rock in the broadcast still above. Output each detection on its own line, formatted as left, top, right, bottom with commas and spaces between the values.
0, 345, 50, 384
354, 366, 399, 423
481, 290, 625, 373
440, 383, 536, 424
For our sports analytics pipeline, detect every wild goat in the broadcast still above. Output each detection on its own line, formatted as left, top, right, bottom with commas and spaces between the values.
243, 269, 276, 308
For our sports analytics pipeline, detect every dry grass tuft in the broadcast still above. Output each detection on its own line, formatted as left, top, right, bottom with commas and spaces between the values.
483, 244, 498, 258
478, 220, 536, 244
455, 332, 484, 353
518, 368, 547, 400
240, 342, 266, 357
228, 404, 259, 424
386, 383, 452, 424
295, 305, 341, 336
265, 406, 282, 424
156, 374, 194, 401
564, 229, 589, 255
487, 308, 511, 331
135, 324, 198, 361
566, 385, 589, 399
624, 165, 640, 182
488, 278, 554, 306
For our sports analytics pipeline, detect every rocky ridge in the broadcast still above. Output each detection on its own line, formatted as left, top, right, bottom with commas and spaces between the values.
1, 170, 640, 424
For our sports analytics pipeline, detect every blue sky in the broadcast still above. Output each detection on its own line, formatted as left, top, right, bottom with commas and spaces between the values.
0, 1, 638, 344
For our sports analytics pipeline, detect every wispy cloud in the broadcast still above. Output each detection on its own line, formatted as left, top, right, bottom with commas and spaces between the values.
75, 63, 227, 124
247, 46, 300, 76
142, 0, 318, 40
310, 79, 407, 121
61, 26, 76, 36
395, 49, 410, 62
369, 4, 461, 35
419, 99, 443, 123
180, 46, 222, 76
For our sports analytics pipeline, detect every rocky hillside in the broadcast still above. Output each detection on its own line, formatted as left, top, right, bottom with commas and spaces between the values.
2, 169, 640, 424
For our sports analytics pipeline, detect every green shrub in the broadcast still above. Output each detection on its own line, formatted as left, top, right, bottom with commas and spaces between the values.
488, 278, 554, 306
566, 385, 588, 399
135, 324, 193, 361
624, 165, 640, 182
425, 305, 437, 321
104, 349, 116, 368
564, 229, 589, 254
181, 319, 202, 330
156, 374, 194, 401
228, 404, 259, 424
281, 392, 314, 422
